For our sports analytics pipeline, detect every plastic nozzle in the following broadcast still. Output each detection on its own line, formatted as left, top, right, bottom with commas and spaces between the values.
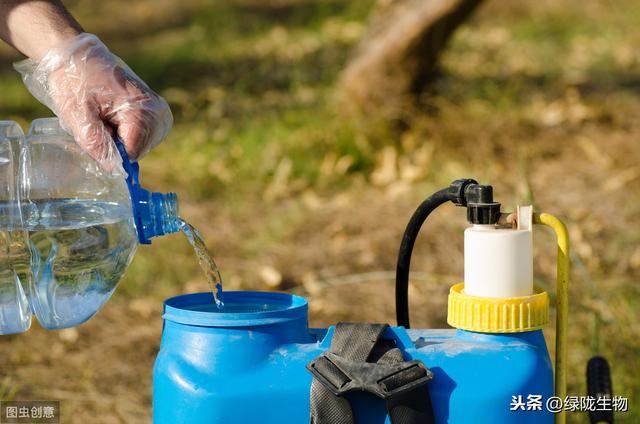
114, 137, 180, 244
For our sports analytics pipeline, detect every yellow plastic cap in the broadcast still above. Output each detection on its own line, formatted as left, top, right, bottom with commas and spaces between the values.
447, 283, 549, 333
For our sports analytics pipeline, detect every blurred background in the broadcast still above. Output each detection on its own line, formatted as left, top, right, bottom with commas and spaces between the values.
0, 0, 638, 422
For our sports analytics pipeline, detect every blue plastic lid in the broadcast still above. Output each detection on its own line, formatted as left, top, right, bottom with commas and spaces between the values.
163, 291, 308, 327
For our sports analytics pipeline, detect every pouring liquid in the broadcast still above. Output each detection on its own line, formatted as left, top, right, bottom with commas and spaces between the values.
179, 219, 224, 309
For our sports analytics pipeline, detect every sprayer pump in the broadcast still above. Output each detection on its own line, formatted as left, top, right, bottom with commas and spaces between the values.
396, 178, 507, 329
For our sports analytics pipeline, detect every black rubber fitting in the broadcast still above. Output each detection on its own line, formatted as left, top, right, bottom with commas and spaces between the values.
464, 184, 501, 225
448, 179, 478, 206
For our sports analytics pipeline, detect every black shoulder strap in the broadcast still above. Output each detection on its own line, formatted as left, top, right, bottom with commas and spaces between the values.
308, 323, 435, 424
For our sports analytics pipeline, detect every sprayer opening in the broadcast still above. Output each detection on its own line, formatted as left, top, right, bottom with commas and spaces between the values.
162, 291, 308, 327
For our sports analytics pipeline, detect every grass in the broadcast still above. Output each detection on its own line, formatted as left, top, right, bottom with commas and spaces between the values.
0, 0, 638, 422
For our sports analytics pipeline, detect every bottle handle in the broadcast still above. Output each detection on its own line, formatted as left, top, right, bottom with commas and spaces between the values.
113, 137, 152, 244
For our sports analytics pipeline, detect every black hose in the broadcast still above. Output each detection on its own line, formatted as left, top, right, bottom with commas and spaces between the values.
395, 188, 453, 328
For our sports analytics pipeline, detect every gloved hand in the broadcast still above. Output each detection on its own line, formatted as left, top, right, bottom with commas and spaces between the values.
14, 33, 172, 176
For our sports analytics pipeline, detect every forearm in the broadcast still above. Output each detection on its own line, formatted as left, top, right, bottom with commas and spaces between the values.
0, 0, 82, 58
8, 2, 172, 168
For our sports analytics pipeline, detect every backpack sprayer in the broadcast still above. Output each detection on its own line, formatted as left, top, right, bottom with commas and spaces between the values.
152, 178, 613, 424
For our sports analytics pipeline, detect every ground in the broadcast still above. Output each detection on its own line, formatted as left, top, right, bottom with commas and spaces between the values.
0, 0, 638, 422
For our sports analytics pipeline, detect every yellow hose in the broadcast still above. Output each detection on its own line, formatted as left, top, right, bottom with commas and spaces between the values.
533, 213, 569, 424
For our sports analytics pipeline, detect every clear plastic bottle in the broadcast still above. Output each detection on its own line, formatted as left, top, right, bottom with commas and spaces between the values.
0, 118, 179, 334
0, 121, 31, 334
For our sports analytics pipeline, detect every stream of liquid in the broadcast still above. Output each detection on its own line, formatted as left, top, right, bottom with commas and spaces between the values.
179, 219, 224, 309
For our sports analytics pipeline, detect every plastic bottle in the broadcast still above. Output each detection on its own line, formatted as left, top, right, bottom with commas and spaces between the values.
0, 118, 179, 334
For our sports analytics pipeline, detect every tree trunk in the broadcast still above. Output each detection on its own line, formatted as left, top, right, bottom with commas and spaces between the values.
339, 0, 485, 126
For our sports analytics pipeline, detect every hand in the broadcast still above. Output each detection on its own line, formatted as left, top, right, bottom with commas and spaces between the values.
14, 33, 172, 175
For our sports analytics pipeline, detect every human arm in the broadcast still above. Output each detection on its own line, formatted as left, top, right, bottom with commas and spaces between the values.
0, 1, 172, 173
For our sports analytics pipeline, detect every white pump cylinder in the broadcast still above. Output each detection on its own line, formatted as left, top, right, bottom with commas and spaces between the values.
463, 225, 533, 298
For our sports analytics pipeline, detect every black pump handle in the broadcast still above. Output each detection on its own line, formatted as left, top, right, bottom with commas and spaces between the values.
587, 356, 614, 424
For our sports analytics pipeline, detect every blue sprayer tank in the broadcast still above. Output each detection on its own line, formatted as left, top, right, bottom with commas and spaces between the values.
153, 180, 571, 424
153, 291, 553, 423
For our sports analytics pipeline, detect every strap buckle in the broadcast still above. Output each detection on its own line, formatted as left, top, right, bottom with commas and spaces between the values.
307, 351, 433, 400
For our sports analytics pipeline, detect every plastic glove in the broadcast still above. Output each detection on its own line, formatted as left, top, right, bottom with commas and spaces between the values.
14, 33, 172, 176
